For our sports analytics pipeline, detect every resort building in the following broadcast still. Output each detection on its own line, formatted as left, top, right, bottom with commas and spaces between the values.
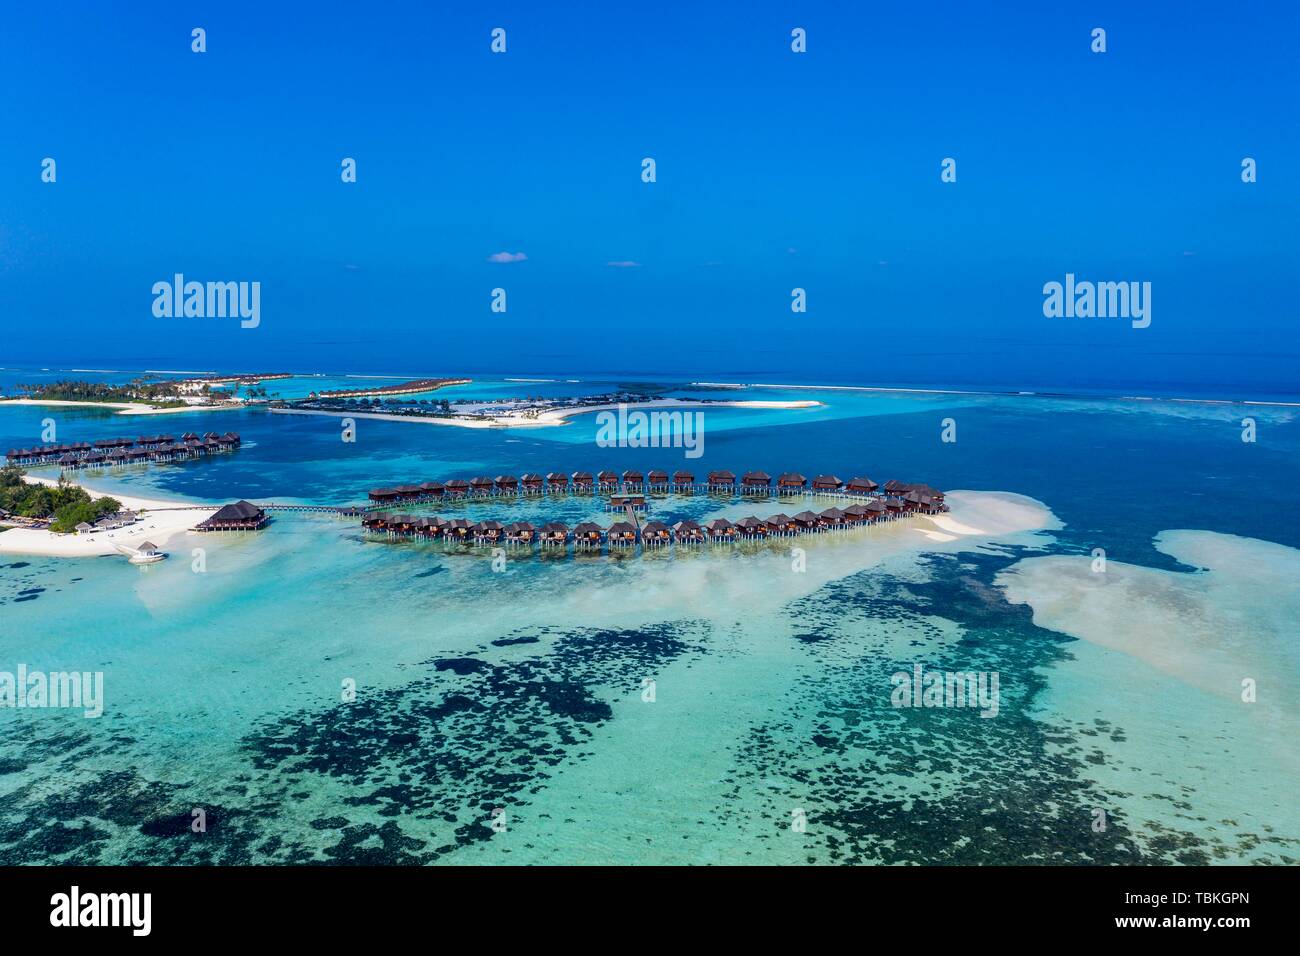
196, 500, 268, 532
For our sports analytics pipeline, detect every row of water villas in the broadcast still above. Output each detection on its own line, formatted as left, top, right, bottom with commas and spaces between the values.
362, 497, 940, 551
5, 433, 242, 469
368, 470, 941, 505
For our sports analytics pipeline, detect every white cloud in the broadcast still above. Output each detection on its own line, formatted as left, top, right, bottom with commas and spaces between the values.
607, 260, 641, 268
487, 251, 527, 263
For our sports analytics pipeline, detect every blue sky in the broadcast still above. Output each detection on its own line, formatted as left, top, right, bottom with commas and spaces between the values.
1, 1, 1297, 394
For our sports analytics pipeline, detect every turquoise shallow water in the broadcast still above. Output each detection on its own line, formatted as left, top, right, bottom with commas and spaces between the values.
1, 375, 1297, 864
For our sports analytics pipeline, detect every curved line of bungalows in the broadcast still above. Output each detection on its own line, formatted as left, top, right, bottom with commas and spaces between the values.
365, 471, 945, 509
4, 432, 241, 468
361, 489, 947, 552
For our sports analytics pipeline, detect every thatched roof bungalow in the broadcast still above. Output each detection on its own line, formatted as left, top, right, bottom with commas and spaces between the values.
672, 519, 705, 543
705, 517, 736, 540
540, 521, 569, 546
707, 470, 735, 489
792, 510, 819, 530
573, 521, 604, 548
765, 513, 795, 535
641, 520, 671, 544
607, 521, 638, 546
196, 500, 267, 532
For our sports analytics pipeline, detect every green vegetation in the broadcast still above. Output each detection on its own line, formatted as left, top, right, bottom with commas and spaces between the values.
7, 377, 192, 407
0, 464, 121, 532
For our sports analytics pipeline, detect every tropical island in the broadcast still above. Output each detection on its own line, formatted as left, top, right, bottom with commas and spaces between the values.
0, 373, 287, 415
271, 388, 822, 429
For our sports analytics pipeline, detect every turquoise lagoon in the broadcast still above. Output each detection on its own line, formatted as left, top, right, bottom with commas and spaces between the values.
1, 374, 1297, 864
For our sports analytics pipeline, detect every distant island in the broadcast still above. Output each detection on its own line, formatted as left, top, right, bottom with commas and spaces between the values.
307, 377, 472, 399
0, 372, 293, 415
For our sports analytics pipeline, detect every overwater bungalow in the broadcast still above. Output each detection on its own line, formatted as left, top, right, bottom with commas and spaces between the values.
884, 497, 906, 518
571, 471, 594, 492
646, 470, 670, 490
707, 470, 736, 491
596, 470, 619, 491
428, 516, 450, 538
741, 471, 771, 493
520, 474, 544, 494
811, 474, 842, 492
641, 520, 671, 545
621, 470, 644, 490
735, 516, 766, 538
469, 476, 496, 497
847, 476, 879, 494
494, 474, 519, 495
900, 483, 945, 507
844, 503, 872, 524
672, 519, 705, 544
446, 518, 474, 540
444, 479, 471, 498
607, 493, 647, 512
818, 506, 847, 530
792, 510, 819, 531
395, 484, 425, 500
573, 521, 604, 549
419, 481, 445, 498
903, 490, 944, 514
765, 513, 797, 536
778, 472, 808, 492
472, 519, 503, 543
504, 521, 536, 545
546, 472, 569, 493
540, 521, 570, 547
672, 470, 695, 492
196, 500, 267, 532
607, 521, 638, 547
705, 517, 736, 541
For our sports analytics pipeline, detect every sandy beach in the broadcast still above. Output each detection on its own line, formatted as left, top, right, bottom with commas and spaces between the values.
0, 398, 242, 417
0, 475, 217, 557
269, 397, 823, 429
